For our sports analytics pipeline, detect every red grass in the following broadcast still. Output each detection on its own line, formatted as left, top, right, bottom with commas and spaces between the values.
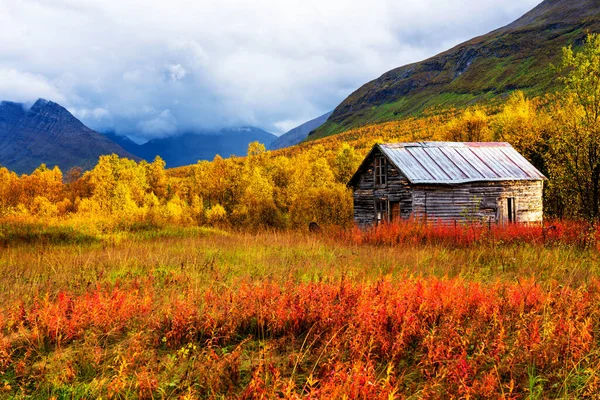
341, 219, 599, 249
3, 275, 600, 397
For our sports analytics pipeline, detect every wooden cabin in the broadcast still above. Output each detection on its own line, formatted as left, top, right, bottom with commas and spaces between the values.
348, 142, 546, 227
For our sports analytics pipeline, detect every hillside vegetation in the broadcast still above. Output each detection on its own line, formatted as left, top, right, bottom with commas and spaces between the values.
312, 0, 600, 138
2, 33, 600, 400
2, 35, 600, 226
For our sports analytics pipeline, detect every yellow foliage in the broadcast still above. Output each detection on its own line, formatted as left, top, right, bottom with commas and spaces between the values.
163, 195, 187, 223
146, 156, 168, 199
289, 185, 353, 229
444, 107, 491, 142
494, 91, 550, 160
30, 196, 58, 218
56, 198, 73, 216
6, 37, 600, 225
206, 204, 228, 227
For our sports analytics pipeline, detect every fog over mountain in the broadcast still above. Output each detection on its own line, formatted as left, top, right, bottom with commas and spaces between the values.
0, 99, 137, 174
0, 0, 540, 142
0, 98, 276, 173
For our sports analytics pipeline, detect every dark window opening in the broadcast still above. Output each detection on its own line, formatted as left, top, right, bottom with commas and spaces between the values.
375, 200, 388, 224
507, 198, 517, 223
374, 156, 387, 186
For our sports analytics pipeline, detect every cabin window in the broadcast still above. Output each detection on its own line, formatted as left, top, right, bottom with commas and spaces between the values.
374, 156, 387, 186
507, 198, 517, 223
375, 200, 388, 224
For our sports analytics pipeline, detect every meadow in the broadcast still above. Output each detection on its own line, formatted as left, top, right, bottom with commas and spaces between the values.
1, 37, 600, 397
2, 221, 600, 398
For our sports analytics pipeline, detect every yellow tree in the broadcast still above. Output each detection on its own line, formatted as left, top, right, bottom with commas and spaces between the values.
269, 156, 295, 211
206, 155, 228, 207
238, 166, 280, 228
187, 160, 211, 203
494, 91, 550, 174
20, 164, 64, 207
146, 156, 168, 199
547, 34, 600, 219
331, 143, 362, 184
86, 154, 147, 215
445, 107, 491, 142
0, 167, 21, 215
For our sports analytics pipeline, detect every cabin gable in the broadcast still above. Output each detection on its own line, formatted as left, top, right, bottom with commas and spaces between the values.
351, 147, 413, 226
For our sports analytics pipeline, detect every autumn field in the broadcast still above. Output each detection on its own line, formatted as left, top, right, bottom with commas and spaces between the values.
0, 222, 600, 399
0, 35, 599, 399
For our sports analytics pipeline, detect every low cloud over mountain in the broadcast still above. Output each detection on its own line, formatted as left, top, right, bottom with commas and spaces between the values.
0, 0, 539, 142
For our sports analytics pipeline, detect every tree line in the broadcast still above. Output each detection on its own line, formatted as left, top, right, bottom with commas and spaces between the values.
1, 34, 599, 227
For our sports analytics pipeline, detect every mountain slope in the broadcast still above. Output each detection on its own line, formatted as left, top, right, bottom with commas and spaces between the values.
102, 131, 142, 156
312, 0, 600, 139
107, 128, 277, 168
0, 99, 138, 174
269, 111, 332, 150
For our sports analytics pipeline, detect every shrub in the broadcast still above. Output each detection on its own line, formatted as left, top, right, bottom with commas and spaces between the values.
206, 204, 228, 227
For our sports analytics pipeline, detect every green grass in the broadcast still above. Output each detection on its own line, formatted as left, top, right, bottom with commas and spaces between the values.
305, 121, 344, 141
0, 222, 98, 247
1, 227, 599, 306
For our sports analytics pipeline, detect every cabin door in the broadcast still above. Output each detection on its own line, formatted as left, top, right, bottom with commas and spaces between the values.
390, 202, 401, 223
498, 197, 517, 224
375, 200, 388, 225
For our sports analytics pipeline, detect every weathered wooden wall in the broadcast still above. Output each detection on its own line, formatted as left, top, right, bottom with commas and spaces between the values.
353, 148, 412, 226
411, 180, 544, 224
352, 148, 544, 227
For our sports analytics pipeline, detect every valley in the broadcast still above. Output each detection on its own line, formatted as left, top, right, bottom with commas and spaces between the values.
1, 0, 600, 397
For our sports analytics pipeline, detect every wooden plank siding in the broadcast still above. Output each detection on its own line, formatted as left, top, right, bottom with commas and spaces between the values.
351, 147, 544, 227
411, 180, 543, 224
353, 148, 412, 226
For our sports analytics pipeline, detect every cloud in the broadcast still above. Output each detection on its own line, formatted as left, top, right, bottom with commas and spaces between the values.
0, 68, 67, 104
166, 64, 187, 82
0, 0, 542, 140
70, 107, 111, 121
137, 109, 178, 135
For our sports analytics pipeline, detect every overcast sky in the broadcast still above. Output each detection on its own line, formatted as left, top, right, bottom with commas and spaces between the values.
0, 0, 541, 141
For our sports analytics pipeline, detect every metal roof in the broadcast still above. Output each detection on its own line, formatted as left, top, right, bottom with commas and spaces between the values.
356, 142, 546, 185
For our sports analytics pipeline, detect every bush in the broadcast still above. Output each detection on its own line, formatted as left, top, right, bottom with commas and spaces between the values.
206, 204, 228, 227
30, 196, 58, 218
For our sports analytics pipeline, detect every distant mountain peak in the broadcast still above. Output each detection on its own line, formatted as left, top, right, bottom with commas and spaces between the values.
270, 111, 332, 150
0, 99, 138, 174
32, 98, 50, 106
29, 98, 75, 120
30, 98, 57, 113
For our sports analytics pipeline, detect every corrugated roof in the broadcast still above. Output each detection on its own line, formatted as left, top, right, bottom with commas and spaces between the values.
376, 142, 546, 184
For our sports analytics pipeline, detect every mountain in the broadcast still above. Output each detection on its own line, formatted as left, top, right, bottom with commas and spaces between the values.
0, 97, 276, 173
312, 0, 600, 139
0, 99, 138, 174
106, 127, 277, 168
102, 131, 141, 155
269, 111, 332, 150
